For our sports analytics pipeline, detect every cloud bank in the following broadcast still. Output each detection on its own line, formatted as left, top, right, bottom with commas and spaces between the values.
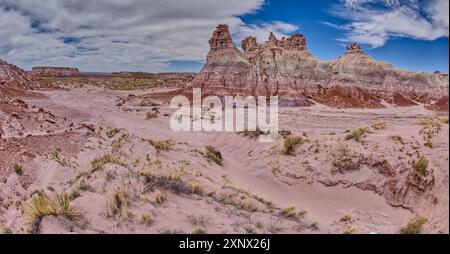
329, 0, 449, 47
0, 0, 297, 72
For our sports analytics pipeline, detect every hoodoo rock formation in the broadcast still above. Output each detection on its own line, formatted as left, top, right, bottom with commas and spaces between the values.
189, 24, 449, 109
31, 67, 81, 77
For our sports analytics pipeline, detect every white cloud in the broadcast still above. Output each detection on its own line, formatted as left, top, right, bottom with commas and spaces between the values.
0, 0, 297, 72
328, 0, 449, 47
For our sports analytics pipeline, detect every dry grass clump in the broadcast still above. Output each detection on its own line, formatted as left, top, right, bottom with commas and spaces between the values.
90, 154, 123, 173
282, 136, 305, 155
154, 189, 166, 204
107, 188, 131, 220
345, 127, 369, 142
413, 156, 429, 176
140, 214, 153, 226
23, 192, 81, 233
343, 226, 358, 234
391, 135, 405, 144
371, 122, 386, 130
331, 145, 362, 174
340, 214, 352, 222
187, 181, 205, 196
51, 149, 64, 165
280, 204, 299, 219
106, 128, 121, 138
146, 111, 158, 119
204, 145, 223, 166
409, 156, 434, 188
400, 216, 428, 234
149, 139, 174, 152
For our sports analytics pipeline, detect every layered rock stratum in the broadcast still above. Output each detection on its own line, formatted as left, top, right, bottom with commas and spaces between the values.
31, 67, 81, 77
190, 24, 449, 109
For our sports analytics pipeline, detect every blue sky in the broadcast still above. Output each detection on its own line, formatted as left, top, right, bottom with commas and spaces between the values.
0, 0, 448, 73
232, 0, 449, 73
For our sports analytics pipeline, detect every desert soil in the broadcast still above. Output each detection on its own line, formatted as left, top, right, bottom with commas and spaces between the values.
0, 85, 448, 234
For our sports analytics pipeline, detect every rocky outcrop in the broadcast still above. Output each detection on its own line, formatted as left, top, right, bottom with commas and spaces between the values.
31, 67, 81, 77
0, 59, 35, 90
189, 25, 449, 108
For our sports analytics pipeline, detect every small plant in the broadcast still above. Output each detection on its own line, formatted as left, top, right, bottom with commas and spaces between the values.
78, 179, 94, 192
154, 189, 166, 204
106, 128, 120, 138
23, 192, 81, 233
51, 149, 63, 165
282, 136, 305, 155
0, 225, 12, 234
149, 140, 174, 152
340, 214, 352, 222
140, 214, 153, 226
332, 145, 361, 173
107, 188, 130, 220
343, 226, 358, 234
146, 111, 158, 119
187, 181, 205, 195
371, 122, 386, 130
12, 164, 23, 175
391, 135, 404, 144
204, 145, 223, 166
413, 156, 429, 176
90, 154, 122, 173
400, 216, 428, 234
345, 127, 369, 142
192, 228, 206, 234
280, 204, 298, 218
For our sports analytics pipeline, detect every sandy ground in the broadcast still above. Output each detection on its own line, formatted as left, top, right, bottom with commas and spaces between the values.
0, 86, 448, 234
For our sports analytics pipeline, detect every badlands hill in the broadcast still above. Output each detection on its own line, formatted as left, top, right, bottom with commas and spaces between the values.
0, 59, 35, 90
190, 24, 449, 108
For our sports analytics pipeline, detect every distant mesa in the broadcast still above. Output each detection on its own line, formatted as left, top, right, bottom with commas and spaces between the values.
31, 67, 81, 77
188, 24, 449, 109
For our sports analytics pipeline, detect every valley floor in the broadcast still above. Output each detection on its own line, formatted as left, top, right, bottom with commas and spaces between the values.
0, 86, 448, 234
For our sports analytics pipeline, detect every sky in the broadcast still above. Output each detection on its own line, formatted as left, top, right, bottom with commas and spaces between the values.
0, 0, 448, 73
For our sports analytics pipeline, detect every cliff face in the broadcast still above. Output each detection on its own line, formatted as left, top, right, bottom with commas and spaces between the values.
31, 67, 81, 77
189, 24, 449, 108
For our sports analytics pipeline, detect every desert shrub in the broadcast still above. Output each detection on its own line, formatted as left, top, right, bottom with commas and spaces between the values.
332, 145, 362, 173
12, 164, 23, 175
400, 216, 428, 234
204, 145, 223, 166
413, 156, 429, 176
140, 214, 153, 226
280, 205, 298, 218
282, 136, 305, 155
345, 127, 369, 141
